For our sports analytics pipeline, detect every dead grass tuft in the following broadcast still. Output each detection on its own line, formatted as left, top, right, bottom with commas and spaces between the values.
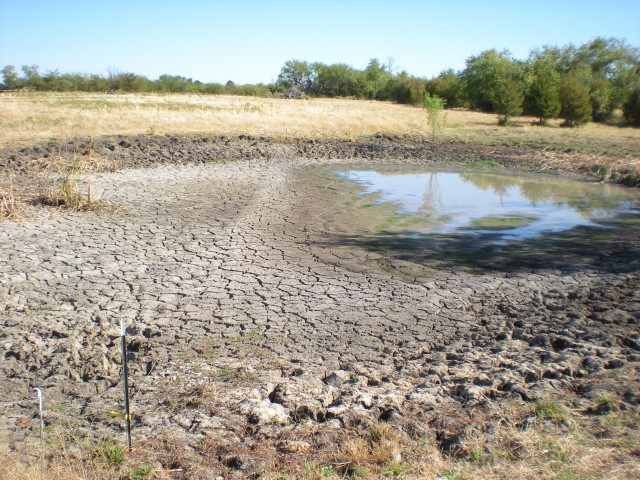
0, 181, 20, 220
35, 157, 119, 213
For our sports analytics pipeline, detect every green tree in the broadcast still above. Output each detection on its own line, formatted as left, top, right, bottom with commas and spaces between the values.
560, 74, 592, 127
156, 74, 194, 92
87, 74, 109, 92
575, 38, 640, 118
311, 62, 361, 97
277, 60, 315, 93
427, 69, 466, 108
589, 76, 613, 121
361, 58, 392, 100
1, 65, 20, 90
461, 49, 524, 112
623, 87, 640, 126
42, 69, 65, 91
389, 73, 426, 105
491, 75, 524, 125
422, 92, 447, 142
21, 64, 41, 91
526, 65, 561, 125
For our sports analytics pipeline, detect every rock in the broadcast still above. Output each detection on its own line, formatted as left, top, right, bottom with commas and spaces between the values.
379, 408, 402, 423
247, 399, 289, 425
457, 384, 486, 405
173, 414, 193, 430
277, 440, 312, 453
322, 371, 348, 387
268, 384, 287, 404
357, 393, 374, 409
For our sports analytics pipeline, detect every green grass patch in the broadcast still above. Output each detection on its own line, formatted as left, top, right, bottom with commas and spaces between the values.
124, 465, 154, 480
98, 442, 126, 466
534, 399, 568, 423
462, 215, 538, 231
469, 160, 503, 169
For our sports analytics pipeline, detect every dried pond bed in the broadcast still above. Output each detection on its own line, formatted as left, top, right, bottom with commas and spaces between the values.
1, 136, 639, 478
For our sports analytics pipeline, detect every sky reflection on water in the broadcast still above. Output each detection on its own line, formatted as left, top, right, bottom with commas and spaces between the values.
339, 169, 640, 241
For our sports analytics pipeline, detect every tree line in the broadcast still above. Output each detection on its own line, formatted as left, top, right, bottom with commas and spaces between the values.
0, 65, 275, 97
2, 37, 639, 126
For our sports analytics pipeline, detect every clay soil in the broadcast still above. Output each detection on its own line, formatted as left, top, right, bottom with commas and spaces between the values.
1, 135, 639, 479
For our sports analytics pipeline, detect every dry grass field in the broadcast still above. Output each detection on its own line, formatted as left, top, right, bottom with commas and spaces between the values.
2, 92, 640, 157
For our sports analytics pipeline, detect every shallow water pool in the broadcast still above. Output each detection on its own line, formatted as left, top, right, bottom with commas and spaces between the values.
338, 168, 640, 242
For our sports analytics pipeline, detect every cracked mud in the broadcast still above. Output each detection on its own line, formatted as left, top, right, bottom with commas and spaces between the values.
1, 149, 639, 474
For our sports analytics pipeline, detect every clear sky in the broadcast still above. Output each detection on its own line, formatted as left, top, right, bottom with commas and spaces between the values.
1, 0, 639, 85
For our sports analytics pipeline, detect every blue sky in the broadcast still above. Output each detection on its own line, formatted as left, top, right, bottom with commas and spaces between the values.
1, 0, 639, 85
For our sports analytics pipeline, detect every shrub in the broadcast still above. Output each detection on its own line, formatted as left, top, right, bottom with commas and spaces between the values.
527, 69, 561, 125
390, 75, 426, 105
623, 87, 640, 126
427, 69, 467, 108
560, 74, 592, 127
491, 76, 523, 126
422, 92, 447, 142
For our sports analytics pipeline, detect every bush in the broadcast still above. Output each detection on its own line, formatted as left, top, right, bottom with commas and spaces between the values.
427, 69, 467, 108
560, 74, 592, 127
422, 92, 447, 142
623, 87, 640, 126
491, 76, 523, 126
526, 69, 561, 125
390, 75, 426, 105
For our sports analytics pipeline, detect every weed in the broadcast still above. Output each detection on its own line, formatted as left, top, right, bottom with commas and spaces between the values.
595, 395, 613, 408
470, 160, 502, 169
207, 366, 257, 384
304, 461, 313, 479
0, 182, 20, 220
98, 441, 126, 466
345, 463, 367, 479
164, 384, 209, 411
383, 461, 404, 477
125, 464, 154, 480
318, 464, 337, 478
468, 446, 484, 463
592, 163, 611, 182
367, 424, 388, 445
534, 399, 567, 423
440, 468, 466, 480
559, 469, 590, 480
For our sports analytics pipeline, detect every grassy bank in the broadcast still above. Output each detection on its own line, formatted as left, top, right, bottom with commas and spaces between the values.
1, 92, 640, 157
2, 394, 639, 479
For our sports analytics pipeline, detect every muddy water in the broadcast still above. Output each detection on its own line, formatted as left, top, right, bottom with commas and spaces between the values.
323, 166, 640, 273
339, 168, 640, 241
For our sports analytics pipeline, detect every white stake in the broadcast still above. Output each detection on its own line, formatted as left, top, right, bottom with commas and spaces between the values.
33, 388, 44, 444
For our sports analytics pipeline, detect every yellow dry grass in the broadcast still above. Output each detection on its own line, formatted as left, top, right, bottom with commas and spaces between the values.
5, 406, 637, 480
0, 92, 426, 146
2, 92, 640, 157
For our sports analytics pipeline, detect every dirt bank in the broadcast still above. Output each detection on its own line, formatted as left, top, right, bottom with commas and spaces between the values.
2, 132, 639, 180
1, 136, 639, 478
